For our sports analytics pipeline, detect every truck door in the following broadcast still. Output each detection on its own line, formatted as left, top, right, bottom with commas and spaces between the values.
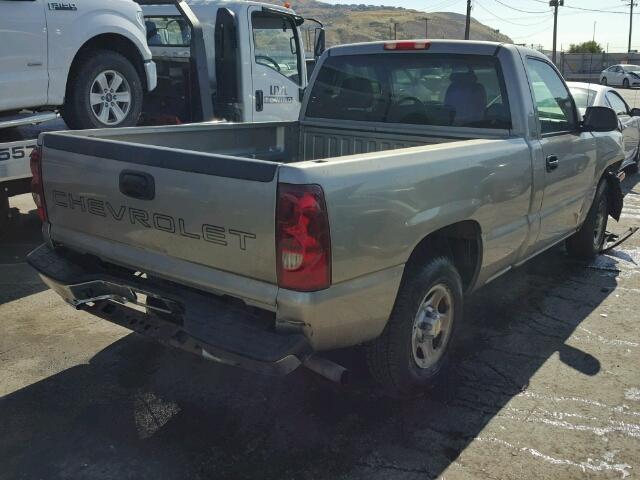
0, 0, 48, 111
526, 57, 595, 247
248, 8, 304, 122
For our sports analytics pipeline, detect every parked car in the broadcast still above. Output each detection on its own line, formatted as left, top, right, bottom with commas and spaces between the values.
0, 0, 157, 129
568, 81, 640, 171
28, 40, 625, 398
600, 64, 640, 88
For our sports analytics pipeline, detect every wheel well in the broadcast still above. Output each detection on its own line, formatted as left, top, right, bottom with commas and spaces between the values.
67, 34, 146, 93
406, 221, 482, 292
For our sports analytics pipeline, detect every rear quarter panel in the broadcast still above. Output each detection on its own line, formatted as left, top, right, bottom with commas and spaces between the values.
279, 137, 534, 287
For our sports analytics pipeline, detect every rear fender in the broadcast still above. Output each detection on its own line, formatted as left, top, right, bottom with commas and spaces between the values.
605, 171, 623, 221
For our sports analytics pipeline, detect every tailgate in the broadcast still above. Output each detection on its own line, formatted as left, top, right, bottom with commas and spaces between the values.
40, 133, 280, 303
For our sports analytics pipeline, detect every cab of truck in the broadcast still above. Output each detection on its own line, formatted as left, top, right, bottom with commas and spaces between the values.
141, 0, 324, 123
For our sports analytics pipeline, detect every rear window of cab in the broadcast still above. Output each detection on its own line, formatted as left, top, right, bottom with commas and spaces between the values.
306, 53, 511, 129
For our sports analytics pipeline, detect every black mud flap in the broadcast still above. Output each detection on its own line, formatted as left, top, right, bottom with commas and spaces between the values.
605, 171, 623, 221
601, 227, 639, 253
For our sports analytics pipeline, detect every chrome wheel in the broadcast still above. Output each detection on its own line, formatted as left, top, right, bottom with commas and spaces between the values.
411, 284, 454, 370
89, 70, 132, 126
593, 197, 607, 250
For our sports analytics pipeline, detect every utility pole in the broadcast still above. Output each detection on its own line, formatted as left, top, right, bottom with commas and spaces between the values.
423, 17, 429, 39
625, 1, 637, 53
464, 0, 471, 40
393, 22, 398, 40
550, 0, 563, 64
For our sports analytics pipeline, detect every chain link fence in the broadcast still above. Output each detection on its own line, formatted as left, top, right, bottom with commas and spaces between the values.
556, 52, 640, 82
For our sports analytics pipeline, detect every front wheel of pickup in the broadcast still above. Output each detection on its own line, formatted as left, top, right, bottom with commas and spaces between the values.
566, 180, 609, 259
366, 256, 463, 398
62, 50, 143, 130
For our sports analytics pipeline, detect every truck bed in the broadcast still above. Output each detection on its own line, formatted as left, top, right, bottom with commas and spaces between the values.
60, 120, 473, 163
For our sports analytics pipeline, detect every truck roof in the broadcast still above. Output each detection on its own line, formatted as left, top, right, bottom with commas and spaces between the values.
326, 39, 502, 56
325, 39, 546, 61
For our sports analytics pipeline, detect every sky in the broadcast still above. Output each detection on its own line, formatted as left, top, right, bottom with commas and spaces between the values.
326, 0, 639, 52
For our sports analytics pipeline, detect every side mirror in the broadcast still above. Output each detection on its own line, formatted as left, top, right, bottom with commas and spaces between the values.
314, 28, 325, 58
582, 106, 619, 132
630, 107, 640, 117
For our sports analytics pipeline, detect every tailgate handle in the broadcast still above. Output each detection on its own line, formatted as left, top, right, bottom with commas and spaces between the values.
119, 170, 155, 201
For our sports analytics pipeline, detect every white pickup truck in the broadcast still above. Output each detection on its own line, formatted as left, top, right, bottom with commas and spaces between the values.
0, 0, 157, 230
28, 40, 626, 397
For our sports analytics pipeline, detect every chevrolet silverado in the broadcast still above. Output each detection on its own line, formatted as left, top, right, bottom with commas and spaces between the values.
28, 40, 624, 397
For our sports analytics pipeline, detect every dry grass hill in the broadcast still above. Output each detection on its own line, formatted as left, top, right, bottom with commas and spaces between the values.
271, 0, 513, 46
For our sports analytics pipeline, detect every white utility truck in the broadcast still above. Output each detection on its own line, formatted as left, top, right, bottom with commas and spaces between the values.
140, 0, 324, 124
0, 0, 157, 230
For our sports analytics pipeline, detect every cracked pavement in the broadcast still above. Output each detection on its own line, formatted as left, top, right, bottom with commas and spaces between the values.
1, 172, 639, 479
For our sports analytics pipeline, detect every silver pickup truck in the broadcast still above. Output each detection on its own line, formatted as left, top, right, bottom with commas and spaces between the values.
28, 40, 625, 397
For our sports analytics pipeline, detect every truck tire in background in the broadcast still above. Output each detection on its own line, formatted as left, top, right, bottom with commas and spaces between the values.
62, 50, 143, 130
0, 188, 10, 236
366, 256, 464, 398
566, 180, 609, 259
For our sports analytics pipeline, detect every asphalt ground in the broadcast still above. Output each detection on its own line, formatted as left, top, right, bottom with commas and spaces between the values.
1, 90, 640, 479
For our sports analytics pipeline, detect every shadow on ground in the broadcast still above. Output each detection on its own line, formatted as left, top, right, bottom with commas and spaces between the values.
0, 245, 624, 479
0, 204, 46, 304
1, 173, 638, 479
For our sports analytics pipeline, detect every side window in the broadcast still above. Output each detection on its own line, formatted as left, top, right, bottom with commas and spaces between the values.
251, 13, 302, 86
606, 92, 629, 115
145, 16, 191, 46
526, 58, 577, 134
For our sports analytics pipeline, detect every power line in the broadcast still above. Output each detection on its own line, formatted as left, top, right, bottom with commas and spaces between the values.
474, 1, 553, 26
492, 0, 549, 14
529, 0, 631, 13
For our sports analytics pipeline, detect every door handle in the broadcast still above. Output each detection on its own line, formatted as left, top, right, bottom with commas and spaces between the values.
255, 90, 263, 112
119, 170, 155, 201
545, 155, 559, 172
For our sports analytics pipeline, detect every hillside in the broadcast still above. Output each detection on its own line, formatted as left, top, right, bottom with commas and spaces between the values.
275, 0, 513, 46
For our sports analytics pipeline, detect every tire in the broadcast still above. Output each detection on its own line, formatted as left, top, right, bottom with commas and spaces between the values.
601, 77, 607, 86
0, 188, 9, 236
566, 180, 608, 259
366, 256, 464, 398
624, 78, 630, 89
62, 50, 143, 130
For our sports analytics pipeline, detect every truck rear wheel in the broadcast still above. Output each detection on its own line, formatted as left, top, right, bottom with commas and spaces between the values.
566, 180, 608, 259
62, 50, 143, 130
366, 256, 463, 398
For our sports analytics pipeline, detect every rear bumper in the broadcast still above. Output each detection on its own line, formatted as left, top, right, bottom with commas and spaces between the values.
27, 244, 311, 376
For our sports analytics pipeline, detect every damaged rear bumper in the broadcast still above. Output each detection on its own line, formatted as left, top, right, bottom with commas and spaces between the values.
27, 244, 311, 376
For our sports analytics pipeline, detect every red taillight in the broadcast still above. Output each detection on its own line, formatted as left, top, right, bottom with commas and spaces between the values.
384, 41, 430, 50
30, 146, 47, 222
276, 183, 331, 292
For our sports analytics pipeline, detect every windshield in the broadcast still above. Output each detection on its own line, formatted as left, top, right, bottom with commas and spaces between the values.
252, 12, 302, 85
623, 65, 640, 72
569, 87, 597, 109
306, 53, 511, 129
